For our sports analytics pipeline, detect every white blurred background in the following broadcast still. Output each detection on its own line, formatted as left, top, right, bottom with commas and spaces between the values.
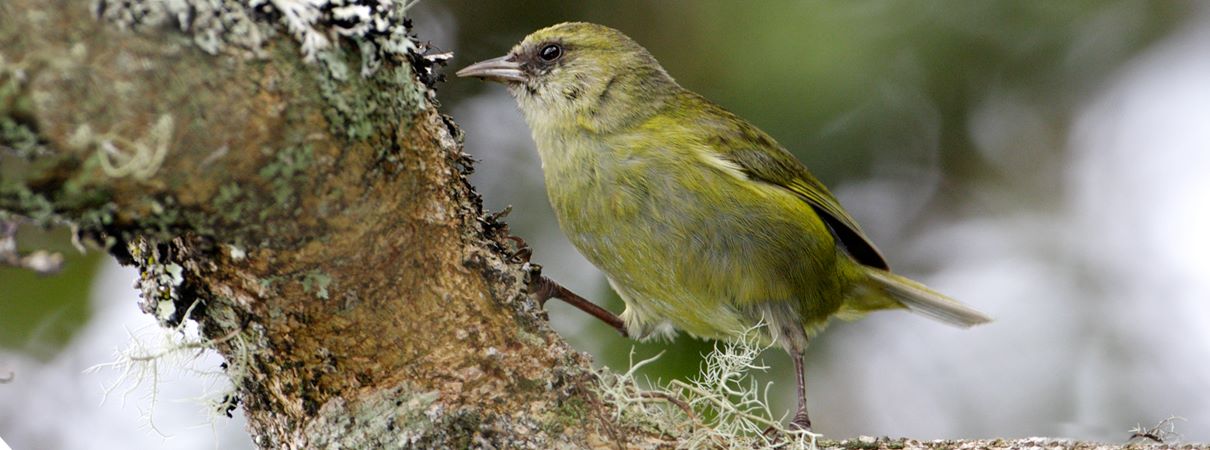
2, 1, 1208, 447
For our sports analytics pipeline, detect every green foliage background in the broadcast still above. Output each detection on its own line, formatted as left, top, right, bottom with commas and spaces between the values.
2, 0, 1205, 446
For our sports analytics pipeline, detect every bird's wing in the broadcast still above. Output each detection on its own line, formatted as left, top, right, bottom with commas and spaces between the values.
703, 112, 890, 270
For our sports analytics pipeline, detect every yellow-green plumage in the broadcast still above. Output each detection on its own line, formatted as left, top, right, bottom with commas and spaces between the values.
458, 22, 989, 429
542, 91, 860, 343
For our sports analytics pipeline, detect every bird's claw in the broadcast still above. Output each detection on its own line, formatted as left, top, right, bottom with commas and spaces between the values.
505, 235, 533, 263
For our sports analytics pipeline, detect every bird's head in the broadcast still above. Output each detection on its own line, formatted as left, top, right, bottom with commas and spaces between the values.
457, 22, 678, 133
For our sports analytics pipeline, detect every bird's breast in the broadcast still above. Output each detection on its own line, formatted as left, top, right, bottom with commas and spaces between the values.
533, 133, 848, 338
536, 135, 667, 271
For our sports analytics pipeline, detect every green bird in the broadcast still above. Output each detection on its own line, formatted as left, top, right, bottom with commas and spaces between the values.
458, 22, 990, 430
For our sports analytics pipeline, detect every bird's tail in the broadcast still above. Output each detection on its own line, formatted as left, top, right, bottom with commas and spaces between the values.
861, 268, 991, 327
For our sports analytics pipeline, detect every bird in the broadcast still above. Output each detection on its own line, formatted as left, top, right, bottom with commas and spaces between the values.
457, 22, 990, 431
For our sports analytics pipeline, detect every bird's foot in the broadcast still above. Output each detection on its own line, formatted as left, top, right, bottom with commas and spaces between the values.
762, 420, 817, 444
505, 235, 533, 263
528, 274, 629, 338
761, 414, 811, 436
789, 411, 812, 431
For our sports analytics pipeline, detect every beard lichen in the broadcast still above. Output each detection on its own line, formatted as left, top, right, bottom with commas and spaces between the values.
597, 325, 821, 449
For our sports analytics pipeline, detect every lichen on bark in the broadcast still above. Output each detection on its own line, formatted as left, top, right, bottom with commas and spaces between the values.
1, 0, 644, 447
6, 2, 1208, 449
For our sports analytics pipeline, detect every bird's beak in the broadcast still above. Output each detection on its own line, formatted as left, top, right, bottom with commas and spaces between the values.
456, 55, 526, 84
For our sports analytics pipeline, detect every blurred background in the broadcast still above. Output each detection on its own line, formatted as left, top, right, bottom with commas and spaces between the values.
3, 1, 1209, 447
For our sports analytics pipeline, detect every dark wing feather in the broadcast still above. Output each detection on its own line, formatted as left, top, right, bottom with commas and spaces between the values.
702, 110, 891, 270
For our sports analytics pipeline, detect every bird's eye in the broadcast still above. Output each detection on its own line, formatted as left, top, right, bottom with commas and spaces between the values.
538, 44, 563, 62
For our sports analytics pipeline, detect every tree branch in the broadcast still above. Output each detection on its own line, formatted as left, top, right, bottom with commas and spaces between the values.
1, 0, 635, 447
0, 1, 1197, 449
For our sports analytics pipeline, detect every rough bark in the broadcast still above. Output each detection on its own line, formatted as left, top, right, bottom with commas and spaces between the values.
1, 1, 634, 448
1, 2, 1204, 450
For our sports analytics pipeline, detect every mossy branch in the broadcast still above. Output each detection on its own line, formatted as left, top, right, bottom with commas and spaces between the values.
0, 1, 1200, 449
1, 0, 623, 447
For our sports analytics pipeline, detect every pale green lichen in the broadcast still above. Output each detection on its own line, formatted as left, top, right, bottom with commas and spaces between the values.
91, 0, 433, 179
1128, 416, 1186, 445
90, 0, 433, 168
0, 183, 54, 225
0, 58, 49, 160
301, 383, 442, 449
85, 296, 255, 435
93, 0, 269, 57
128, 237, 189, 325
109, 237, 263, 427
93, 0, 420, 76
257, 142, 315, 213
309, 52, 427, 150
212, 182, 249, 223
301, 269, 332, 300
258, 275, 283, 293
544, 395, 589, 435
0, 117, 44, 160
0, 178, 119, 256
598, 326, 820, 450
93, 114, 175, 180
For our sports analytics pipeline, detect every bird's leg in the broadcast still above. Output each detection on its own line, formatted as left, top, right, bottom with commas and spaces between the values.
530, 275, 629, 338
790, 350, 813, 431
